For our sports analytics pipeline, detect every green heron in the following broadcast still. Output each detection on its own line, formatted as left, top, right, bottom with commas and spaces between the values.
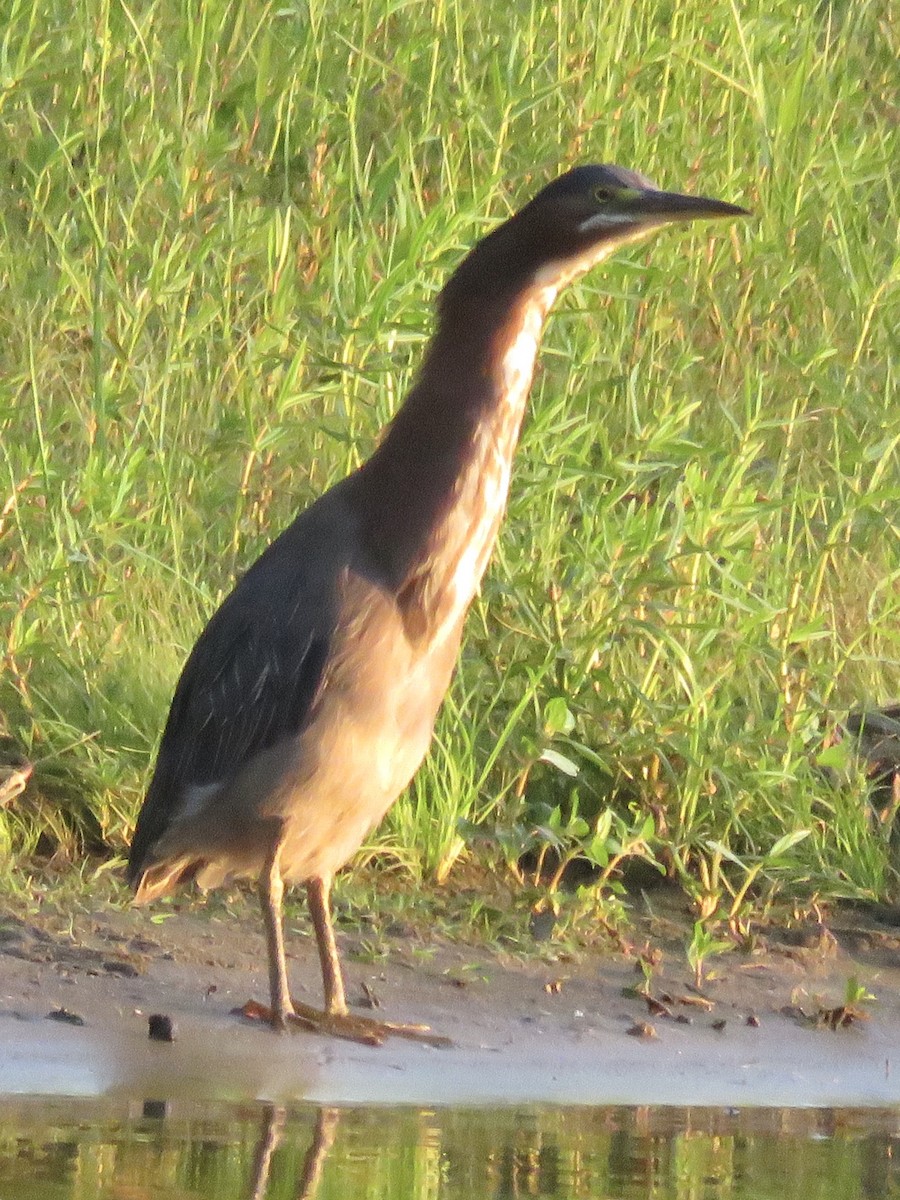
128, 165, 747, 1043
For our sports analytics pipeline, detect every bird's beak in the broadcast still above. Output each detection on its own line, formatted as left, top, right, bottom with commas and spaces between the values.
631, 188, 750, 223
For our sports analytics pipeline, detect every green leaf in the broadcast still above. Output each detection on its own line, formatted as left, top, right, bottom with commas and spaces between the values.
594, 810, 613, 841
543, 697, 575, 736
539, 748, 579, 777
585, 834, 610, 866
786, 621, 829, 644
816, 743, 851, 770
767, 829, 811, 860
704, 839, 746, 867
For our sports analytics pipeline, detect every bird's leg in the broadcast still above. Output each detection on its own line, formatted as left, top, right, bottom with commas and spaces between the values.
280, 873, 452, 1047
243, 862, 372, 1041
306, 874, 348, 1015
258, 845, 293, 1030
243, 863, 449, 1045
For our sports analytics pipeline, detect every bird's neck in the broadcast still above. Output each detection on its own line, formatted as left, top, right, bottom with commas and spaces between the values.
357, 278, 559, 641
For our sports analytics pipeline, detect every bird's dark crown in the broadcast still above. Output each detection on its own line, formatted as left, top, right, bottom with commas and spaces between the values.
529, 163, 656, 203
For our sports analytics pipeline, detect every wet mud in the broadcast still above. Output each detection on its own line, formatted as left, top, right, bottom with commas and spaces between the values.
2, 898, 899, 1107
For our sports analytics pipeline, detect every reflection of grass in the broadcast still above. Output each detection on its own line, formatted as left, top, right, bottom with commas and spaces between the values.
0, 1100, 891, 1200
0, 0, 896, 928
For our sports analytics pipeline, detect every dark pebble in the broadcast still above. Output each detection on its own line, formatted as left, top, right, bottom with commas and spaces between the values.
46, 1008, 85, 1026
148, 1013, 177, 1042
103, 960, 140, 978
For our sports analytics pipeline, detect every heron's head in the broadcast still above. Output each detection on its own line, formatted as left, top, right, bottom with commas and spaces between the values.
516, 164, 749, 286
439, 163, 749, 316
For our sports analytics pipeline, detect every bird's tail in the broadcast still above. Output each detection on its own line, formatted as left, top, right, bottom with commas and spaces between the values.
130, 856, 202, 905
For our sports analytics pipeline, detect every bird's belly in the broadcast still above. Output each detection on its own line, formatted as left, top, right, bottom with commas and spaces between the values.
266, 614, 463, 884
168, 595, 464, 890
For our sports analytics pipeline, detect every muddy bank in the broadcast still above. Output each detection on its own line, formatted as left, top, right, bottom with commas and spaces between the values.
2, 897, 899, 1107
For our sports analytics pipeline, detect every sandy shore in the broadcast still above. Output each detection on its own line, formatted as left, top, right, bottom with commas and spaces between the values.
2, 896, 899, 1107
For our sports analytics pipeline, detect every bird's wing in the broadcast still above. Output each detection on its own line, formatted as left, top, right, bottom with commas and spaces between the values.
128, 508, 349, 881
162, 602, 332, 791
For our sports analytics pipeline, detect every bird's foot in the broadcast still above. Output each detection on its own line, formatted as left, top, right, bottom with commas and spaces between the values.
236, 998, 452, 1047
291, 999, 453, 1047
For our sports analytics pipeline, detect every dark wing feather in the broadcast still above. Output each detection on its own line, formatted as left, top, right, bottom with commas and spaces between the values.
127, 492, 356, 883
162, 614, 331, 790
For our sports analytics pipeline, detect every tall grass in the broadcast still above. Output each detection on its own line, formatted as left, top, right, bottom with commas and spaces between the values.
0, 0, 897, 912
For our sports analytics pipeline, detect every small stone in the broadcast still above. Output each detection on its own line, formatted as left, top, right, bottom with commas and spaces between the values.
103, 960, 140, 978
46, 1008, 85, 1026
148, 1013, 177, 1042
529, 908, 557, 942
627, 1020, 657, 1039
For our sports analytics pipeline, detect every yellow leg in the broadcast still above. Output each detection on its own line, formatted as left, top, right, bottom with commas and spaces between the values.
290, 873, 451, 1046
306, 875, 347, 1015
246, 866, 451, 1046
258, 845, 292, 1030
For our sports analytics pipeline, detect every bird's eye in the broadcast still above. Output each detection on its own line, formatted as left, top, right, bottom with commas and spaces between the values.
594, 187, 614, 204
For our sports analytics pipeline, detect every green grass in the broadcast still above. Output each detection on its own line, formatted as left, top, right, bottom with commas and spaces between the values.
0, 0, 897, 923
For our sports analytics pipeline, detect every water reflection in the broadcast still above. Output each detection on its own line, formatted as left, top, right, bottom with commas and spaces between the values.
247, 1105, 339, 1200
0, 1098, 897, 1199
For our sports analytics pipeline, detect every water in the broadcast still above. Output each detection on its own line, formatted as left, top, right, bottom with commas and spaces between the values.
1, 1099, 897, 1200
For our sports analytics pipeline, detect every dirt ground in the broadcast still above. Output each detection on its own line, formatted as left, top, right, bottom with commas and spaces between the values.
2, 887, 900, 1108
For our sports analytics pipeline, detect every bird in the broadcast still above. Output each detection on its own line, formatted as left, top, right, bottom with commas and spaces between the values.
127, 164, 748, 1043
